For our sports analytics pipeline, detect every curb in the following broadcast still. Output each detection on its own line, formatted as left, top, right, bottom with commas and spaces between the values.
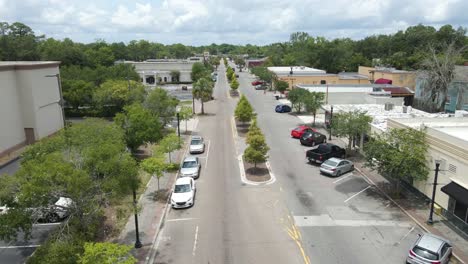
354, 165, 465, 264
0, 156, 20, 170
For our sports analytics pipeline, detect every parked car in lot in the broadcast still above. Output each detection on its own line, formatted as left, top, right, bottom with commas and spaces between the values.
319, 158, 354, 176
275, 104, 291, 113
291, 125, 316, 139
406, 233, 452, 264
189, 136, 205, 154
1, 197, 73, 223
254, 84, 267, 90
180, 156, 201, 178
300, 130, 327, 146
252, 80, 264, 86
306, 143, 346, 164
171, 177, 196, 209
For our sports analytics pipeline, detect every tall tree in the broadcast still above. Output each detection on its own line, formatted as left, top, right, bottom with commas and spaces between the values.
192, 77, 214, 114
114, 103, 162, 152
158, 133, 181, 163
178, 106, 193, 132
331, 110, 372, 151
191, 62, 210, 82
364, 128, 429, 197
244, 134, 269, 169
235, 96, 254, 123
304, 92, 325, 126
144, 88, 179, 126
93, 80, 146, 112
287, 88, 309, 113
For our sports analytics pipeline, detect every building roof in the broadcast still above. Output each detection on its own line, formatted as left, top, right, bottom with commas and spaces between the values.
268, 66, 326, 76
0, 61, 61, 70
381, 87, 414, 96
372, 67, 414, 74
338, 72, 369, 80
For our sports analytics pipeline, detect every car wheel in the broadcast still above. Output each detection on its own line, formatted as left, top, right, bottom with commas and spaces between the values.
336, 170, 341, 177
47, 213, 60, 223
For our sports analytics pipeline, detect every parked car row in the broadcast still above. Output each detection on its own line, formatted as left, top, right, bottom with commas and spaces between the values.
171, 135, 206, 209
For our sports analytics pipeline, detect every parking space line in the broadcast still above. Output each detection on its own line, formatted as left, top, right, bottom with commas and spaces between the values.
0, 245, 40, 249
33, 223, 61, 226
166, 217, 197, 222
192, 225, 199, 256
333, 173, 353, 184
204, 140, 211, 169
344, 186, 371, 203
396, 226, 415, 245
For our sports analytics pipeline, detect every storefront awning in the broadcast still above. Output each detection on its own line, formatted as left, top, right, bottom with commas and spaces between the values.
375, 78, 393, 84
441, 182, 468, 207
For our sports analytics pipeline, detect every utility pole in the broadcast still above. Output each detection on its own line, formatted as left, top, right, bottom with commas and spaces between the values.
328, 105, 334, 141
133, 189, 142, 248
427, 161, 441, 225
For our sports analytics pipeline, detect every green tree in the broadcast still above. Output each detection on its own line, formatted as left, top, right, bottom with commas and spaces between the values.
209, 56, 220, 70
235, 96, 254, 123
191, 62, 210, 82
230, 78, 239, 90
331, 110, 372, 152
304, 92, 325, 125
246, 118, 262, 144
78, 242, 136, 264
179, 106, 193, 132
192, 77, 214, 114
158, 133, 181, 163
364, 128, 429, 197
140, 155, 167, 190
287, 88, 309, 113
93, 80, 145, 112
234, 56, 246, 72
226, 67, 234, 82
170, 70, 180, 83
144, 88, 179, 126
115, 104, 162, 152
274, 80, 289, 94
244, 134, 269, 168
62, 80, 94, 109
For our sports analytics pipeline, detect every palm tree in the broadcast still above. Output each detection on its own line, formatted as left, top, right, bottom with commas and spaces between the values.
192, 77, 214, 114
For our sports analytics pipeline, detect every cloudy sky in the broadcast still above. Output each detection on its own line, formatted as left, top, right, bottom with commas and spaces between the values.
1, 0, 467, 45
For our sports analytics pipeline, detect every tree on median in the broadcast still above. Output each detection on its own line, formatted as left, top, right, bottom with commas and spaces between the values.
192, 77, 214, 115
178, 105, 193, 133
244, 134, 269, 169
235, 96, 254, 124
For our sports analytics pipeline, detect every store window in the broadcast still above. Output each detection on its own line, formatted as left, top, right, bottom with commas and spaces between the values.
453, 201, 468, 223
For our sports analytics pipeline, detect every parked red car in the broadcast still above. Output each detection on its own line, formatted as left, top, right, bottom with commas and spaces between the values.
291, 125, 316, 139
251, 80, 264, 86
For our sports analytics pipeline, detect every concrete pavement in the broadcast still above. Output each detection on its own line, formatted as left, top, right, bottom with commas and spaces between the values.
239, 69, 426, 263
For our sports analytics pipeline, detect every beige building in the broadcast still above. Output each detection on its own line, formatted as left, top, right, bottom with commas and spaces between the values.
268, 66, 369, 89
0, 61, 64, 158
387, 117, 468, 232
121, 58, 203, 85
359, 66, 416, 90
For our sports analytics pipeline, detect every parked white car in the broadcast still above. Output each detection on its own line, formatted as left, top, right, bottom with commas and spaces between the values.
171, 177, 196, 209
189, 136, 205, 154
180, 156, 201, 179
0, 196, 73, 223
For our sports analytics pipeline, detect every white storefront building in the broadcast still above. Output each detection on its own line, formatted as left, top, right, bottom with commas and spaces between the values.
0, 61, 64, 158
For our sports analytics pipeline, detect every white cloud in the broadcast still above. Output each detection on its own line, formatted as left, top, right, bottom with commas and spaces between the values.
1, 0, 467, 45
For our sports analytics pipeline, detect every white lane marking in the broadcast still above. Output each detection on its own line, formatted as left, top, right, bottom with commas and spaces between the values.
192, 225, 199, 256
396, 226, 415, 245
0, 245, 40, 249
166, 218, 197, 222
333, 173, 353, 184
293, 215, 412, 227
204, 140, 211, 169
33, 223, 61, 226
344, 186, 371, 203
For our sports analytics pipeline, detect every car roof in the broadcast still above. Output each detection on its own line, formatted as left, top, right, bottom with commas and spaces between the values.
327, 157, 343, 163
183, 156, 197, 162
416, 233, 449, 252
175, 177, 192, 185
191, 136, 202, 140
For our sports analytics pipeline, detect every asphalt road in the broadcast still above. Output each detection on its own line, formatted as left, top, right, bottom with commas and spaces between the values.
153, 64, 306, 264
236, 67, 424, 263
0, 158, 20, 176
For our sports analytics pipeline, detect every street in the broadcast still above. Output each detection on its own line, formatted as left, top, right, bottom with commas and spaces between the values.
152, 63, 424, 264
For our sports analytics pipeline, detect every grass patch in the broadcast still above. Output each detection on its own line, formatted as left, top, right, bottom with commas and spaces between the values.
179, 100, 193, 106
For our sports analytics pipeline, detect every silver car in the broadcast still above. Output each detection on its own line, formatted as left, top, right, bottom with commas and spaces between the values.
406, 233, 452, 264
319, 158, 354, 177
189, 136, 205, 154
180, 156, 201, 179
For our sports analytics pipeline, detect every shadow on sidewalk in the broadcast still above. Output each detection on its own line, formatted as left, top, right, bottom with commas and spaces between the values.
147, 189, 170, 203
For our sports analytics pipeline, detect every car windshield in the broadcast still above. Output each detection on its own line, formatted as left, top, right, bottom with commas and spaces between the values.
413, 246, 439, 260
182, 161, 198, 168
174, 184, 191, 193
323, 160, 338, 167
191, 139, 202, 145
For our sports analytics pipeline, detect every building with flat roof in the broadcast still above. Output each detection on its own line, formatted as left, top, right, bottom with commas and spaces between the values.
119, 58, 201, 85
388, 117, 468, 233
359, 66, 417, 90
0, 61, 64, 158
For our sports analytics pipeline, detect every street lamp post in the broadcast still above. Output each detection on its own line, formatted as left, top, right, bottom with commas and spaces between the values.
133, 188, 142, 248
427, 161, 441, 225
45, 74, 66, 129
328, 105, 334, 141
176, 112, 181, 144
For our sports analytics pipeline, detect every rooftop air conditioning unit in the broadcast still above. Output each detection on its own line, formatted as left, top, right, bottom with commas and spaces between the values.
384, 102, 394, 111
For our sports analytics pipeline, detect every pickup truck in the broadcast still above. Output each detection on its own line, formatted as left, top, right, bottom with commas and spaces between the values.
306, 143, 345, 164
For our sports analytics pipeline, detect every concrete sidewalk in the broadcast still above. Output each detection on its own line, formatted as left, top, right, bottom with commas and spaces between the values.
118, 116, 199, 264
296, 115, 468, 264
